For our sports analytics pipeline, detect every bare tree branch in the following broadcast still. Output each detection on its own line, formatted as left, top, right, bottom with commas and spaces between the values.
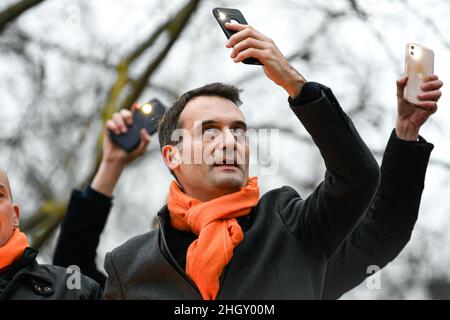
234, 9, 348, 86
400, 0, 450, 49
121, 0, 201, 110
0, 0, 46, 31
347, 0, 368, 20
19, 0, 203, 249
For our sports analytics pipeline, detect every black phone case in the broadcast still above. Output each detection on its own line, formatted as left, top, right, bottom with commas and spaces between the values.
109, 99, 166, 152
212, 7, 263, 66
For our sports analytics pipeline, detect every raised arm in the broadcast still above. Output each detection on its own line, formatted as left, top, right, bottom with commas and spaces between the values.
277, 83, 380, 261
322, 75, 443, 299
53, 105, 151, 287
225, 23, 380, 262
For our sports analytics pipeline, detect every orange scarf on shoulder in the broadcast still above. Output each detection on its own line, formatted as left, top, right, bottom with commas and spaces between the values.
167, 176, 259, 300
0, 228, 29, 271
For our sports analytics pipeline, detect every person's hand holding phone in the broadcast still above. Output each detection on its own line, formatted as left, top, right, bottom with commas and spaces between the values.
224, 22, 306, 98
395, 75, 443, 141
91, 104, 151, 197
104, 104, 151, 165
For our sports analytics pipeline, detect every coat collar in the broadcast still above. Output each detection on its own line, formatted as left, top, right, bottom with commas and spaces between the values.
1, 247, 55, 298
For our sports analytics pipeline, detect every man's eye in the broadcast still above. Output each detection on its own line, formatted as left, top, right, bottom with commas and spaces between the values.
232, 128, 246, 137
203, 127, 221, 139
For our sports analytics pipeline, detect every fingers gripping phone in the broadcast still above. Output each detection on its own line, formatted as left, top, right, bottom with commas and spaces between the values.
212, 7, 263, 65
109, 99, 166, 152
404, 43, 434, 105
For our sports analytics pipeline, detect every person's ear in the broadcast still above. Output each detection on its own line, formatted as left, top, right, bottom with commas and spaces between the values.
162, 145, 181, 171
12, 204, 20, 229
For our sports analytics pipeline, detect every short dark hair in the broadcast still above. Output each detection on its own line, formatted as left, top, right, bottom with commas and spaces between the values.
157, 82, 243, 150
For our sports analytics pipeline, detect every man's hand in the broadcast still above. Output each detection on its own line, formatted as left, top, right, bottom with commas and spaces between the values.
396, 75, 443, 141
103, 104, 151, 165
91, 104, 151, 197
224, 23, 306, 98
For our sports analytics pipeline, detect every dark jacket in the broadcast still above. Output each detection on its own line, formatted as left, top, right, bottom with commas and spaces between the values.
54, 187, 112, 287
102, 83, 382, 299
0, 247, 101, 300
323, 130, 433, 299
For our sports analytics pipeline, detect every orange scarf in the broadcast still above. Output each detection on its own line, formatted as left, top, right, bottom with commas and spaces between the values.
0, 228, 29, 271
167, 176, 259, 300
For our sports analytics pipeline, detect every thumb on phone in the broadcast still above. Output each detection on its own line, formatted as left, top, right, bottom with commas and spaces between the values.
132, 102, 140, 112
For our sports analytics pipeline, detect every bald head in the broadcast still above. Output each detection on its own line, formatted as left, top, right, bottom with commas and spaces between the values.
0, 169, 13, 202
0, 169, 20, 247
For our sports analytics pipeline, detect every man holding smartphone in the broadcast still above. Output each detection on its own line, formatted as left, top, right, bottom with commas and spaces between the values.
53, 103, 151, 287
323, 72, 442, 298
54, 22, 442, 299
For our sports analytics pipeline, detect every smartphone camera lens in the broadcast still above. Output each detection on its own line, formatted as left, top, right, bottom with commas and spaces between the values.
218, 11, 227, 21
411, 51, 414, 56
411, 45, 415, 50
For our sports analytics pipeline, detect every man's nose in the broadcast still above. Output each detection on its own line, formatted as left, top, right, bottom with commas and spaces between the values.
220, 128, 237, 150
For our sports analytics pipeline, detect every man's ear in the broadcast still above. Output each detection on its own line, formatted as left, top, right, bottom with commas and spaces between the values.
162, 145, 181, 171
12, 204, 20, 229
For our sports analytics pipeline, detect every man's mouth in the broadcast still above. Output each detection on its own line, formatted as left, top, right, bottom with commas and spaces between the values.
213, 160, 240, 169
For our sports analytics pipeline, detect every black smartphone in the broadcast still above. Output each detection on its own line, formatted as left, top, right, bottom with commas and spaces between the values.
212, 7, 263, 66
109, 99, 166, 152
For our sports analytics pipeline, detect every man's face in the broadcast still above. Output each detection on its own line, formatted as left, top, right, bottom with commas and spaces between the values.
172, 96, 250, 198
0, 172, 19, 247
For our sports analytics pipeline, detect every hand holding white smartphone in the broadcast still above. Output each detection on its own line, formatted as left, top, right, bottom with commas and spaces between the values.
404, 43, 434, 105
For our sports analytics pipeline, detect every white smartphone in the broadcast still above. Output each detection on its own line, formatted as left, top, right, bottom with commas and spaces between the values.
404, 42, 434, 105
